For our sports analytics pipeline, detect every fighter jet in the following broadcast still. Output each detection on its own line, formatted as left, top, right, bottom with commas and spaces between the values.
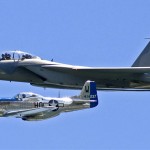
1, 42, 150, 90
0, 81, 98, 121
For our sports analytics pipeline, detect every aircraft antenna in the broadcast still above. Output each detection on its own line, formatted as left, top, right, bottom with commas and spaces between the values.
58, 91, 60, 98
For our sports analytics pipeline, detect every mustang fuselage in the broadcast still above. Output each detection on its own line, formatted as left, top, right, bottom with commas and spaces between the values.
0, 81, 98, 121
0, 96, 89, 121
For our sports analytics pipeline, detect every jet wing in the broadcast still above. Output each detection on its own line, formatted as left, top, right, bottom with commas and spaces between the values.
22, 64, 150, 90
42, 65, 150, 73
42, 66, 150, 89
41, 65, 150, 81
21, 63, 150, 77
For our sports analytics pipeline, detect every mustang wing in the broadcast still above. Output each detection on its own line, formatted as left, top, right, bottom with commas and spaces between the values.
3, 106, 57, 117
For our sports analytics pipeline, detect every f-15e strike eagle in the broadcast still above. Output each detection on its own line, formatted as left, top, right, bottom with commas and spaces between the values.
0, 81, 98, 121
0, 42, 150, 90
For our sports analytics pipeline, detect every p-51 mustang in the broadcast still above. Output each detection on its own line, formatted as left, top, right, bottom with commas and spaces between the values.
0, 81, 98, 121
1, 42, 150, 90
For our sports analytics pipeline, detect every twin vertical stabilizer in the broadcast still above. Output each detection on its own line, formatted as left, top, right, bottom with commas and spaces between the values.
132, 42, 150, 67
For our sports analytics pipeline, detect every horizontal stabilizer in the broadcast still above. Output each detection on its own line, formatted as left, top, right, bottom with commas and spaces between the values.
73, 100, 97, 104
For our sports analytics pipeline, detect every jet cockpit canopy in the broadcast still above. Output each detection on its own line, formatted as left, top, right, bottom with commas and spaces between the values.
0, 51, 41, 61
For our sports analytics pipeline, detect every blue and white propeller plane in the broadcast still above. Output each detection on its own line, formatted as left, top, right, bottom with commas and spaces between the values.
0, 81, 98, 121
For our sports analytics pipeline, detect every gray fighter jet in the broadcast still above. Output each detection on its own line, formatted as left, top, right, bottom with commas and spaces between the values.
1, 42, 150, 90
0, 81, 98, 121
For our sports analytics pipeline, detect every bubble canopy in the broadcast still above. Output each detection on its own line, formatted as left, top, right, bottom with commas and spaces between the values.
13, 92, 43, 101
0, 51, 41, 60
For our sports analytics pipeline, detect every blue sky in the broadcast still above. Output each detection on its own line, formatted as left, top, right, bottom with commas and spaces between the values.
0, 0, 150, 149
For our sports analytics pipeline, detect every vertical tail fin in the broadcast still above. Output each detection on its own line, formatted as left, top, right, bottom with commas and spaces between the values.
79, 80, 98, 108
132, 42, 150, 67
